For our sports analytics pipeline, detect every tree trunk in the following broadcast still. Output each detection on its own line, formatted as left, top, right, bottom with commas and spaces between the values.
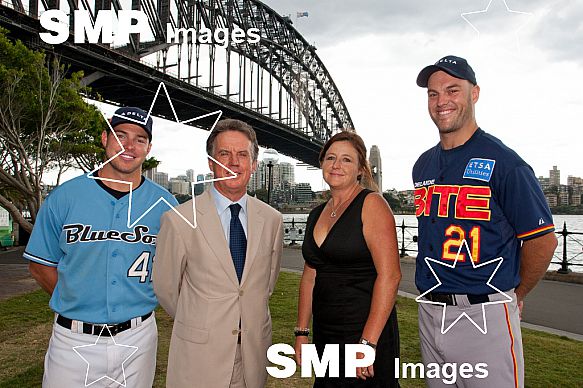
0, 193, 33, 234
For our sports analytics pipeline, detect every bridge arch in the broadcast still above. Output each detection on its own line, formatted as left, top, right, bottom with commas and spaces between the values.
0, 0, 354, 165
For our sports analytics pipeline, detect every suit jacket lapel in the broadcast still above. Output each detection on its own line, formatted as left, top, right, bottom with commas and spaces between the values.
196, 190, 239, 287
241, 196, 265, 286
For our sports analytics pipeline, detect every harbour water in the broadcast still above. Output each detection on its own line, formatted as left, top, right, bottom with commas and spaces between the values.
283, 213, 583, 273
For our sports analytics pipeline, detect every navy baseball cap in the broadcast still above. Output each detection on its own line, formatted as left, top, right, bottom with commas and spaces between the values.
110, 107, 153, 140
416, 55, 477, 87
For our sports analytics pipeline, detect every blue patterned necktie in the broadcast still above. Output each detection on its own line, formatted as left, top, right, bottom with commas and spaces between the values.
229, 204, 247, 283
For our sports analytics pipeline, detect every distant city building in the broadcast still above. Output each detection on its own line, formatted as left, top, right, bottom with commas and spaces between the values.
256, 150, 282, 199
268, 163, 282, 191
248, 160, 265, 193
527, 166, 583, 207
369, 145, 382, 191
538, 176, 550, 192
204, 173, 213, 191
169, 179, 190, 195
153, 171, 169, 188
568, 175, 583, 188
186, 169, 195, 183
294, 183, 313, 203
281, 181, 293, 203
144, 167, 156, 181
195, 174, 205, 196
558, 185, 569, 206
248, 160, 296, 202
545, 193, 558, 207
550, 165, 560, 187
279, 162, 295, 185
571, 187, 582, 206
568, 176, 583, 206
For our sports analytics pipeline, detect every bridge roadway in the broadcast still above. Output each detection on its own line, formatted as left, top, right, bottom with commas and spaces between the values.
282, 247, 583, 339
2, 246, 581, 339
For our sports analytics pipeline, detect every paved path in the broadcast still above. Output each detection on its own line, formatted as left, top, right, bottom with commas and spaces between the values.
283, 247, 583, 339
0, 247, 40, 300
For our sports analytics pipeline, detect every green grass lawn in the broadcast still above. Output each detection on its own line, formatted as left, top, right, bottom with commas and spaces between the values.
1, 272, 582, 387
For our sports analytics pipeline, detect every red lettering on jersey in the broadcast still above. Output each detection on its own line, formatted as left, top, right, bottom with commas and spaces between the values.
456, 186, 491, 220
416, 184, 491, 219
433, 185, 460, 217
415, 186, 435, 217
424, 186, 434, 216
415, 187, 427, 217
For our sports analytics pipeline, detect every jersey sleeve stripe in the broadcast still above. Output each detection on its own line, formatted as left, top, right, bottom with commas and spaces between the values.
516, 225, 555, 240
23, 251, 58, 267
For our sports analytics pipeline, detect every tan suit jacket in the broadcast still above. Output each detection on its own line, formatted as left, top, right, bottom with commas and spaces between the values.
153, 190, 283, 388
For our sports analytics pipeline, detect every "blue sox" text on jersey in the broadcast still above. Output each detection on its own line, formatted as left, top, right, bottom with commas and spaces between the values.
63, 224, 157, 245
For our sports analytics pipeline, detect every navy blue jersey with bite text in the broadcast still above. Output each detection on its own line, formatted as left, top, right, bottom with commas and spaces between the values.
412, 128, 554, 294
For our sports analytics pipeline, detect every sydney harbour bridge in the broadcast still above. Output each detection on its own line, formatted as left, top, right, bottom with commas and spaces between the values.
0, 0, 354, 166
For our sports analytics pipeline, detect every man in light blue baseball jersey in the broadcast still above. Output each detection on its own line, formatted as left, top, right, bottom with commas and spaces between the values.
25, 107, 177, 387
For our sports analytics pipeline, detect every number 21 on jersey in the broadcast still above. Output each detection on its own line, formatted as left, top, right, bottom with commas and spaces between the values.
442, 225, 481, 263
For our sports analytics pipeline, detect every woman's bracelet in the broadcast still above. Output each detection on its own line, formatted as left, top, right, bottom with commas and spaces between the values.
294, 327, 310, 337
359, 337, 377, 349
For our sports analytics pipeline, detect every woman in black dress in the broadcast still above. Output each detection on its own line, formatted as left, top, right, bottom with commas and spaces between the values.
294, 131, 401, 387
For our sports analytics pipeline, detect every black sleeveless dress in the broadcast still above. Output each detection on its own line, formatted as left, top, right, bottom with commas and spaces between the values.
303, 189, 400, 387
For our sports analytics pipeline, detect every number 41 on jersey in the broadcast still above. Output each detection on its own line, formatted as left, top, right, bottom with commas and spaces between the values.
127, 252, 154, 283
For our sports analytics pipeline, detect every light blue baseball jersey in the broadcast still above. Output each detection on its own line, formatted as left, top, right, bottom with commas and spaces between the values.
24, 173, 178, 324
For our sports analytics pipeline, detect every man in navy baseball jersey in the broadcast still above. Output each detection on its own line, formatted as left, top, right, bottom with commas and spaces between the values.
25, 107, 177, 387
413, 55, 557, 387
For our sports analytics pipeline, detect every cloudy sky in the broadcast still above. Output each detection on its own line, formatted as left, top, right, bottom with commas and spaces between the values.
54, 0, 582, 192
262, 0, 582, 191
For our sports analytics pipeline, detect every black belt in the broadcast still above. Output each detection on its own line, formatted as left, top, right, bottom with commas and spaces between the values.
425, 293, 490, 306
56, 312, 152, 336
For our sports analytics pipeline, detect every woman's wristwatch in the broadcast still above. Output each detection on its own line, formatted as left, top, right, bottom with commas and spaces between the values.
359, 337, 377, 349
294, 327, 310, 337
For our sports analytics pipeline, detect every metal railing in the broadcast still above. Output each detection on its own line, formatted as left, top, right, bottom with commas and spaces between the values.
397, 220, 418, 258
283, 219, 583, 273
283, 218, 307, 246
554, 222, 583, 273
283, 218, 420, 256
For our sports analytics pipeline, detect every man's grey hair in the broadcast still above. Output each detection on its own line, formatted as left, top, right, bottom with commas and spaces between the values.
206, 119, 259, 161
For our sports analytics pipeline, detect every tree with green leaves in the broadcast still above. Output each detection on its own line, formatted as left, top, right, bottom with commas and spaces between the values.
0, 28, 105, 233
250, 188, 268, 203
382, 191, 401, 212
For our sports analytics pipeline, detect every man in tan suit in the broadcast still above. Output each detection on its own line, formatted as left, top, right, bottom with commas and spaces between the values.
153, 119, 283, 388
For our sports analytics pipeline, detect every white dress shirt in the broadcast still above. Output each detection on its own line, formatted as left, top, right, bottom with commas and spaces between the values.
210, 184, 248, 241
